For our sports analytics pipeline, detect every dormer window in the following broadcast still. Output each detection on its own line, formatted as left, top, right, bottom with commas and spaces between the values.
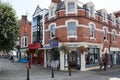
65, 0, 77, 15
68, 2, 75, 12
49, 3, 57, 18
102, 12, 107, 22
110, 14, 116, 26
50, 7, 55, 16
85, 1, 95, 18
89, 6, 94, 16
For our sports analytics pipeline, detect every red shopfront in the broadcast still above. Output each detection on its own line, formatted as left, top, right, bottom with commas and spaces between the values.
28, 43, 44, 65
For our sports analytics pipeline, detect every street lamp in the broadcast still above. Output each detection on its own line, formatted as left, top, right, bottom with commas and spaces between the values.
25, 50, 31, 80
26, 62, 30, 80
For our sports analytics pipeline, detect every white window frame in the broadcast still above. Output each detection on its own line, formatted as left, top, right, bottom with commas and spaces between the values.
89, 22, 95, 39
49, 23, 56, 39
112, 29, 116, 41
102, 12, 107, 22
111, 14, 116, 26
48, 3, 57, 19
65, 0, 77, 15
103, 27, 108, 41
21, 36, 28, 48
86, 2, 95, 18
65, 19, 78, 39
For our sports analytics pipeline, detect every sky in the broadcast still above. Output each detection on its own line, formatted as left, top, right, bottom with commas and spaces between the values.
2, 0, 120, 21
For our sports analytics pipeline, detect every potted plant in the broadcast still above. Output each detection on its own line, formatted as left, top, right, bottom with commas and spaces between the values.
77, 46, 88, 54
60, 44, 68, 54
35, 50, 41, 55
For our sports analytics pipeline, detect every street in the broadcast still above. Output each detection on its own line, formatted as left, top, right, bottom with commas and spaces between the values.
0, 59, 120, 80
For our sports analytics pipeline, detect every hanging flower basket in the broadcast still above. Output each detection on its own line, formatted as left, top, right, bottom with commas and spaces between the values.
60, 44, 68, 54
77, 46, 88, 54
35, 50, 41, 55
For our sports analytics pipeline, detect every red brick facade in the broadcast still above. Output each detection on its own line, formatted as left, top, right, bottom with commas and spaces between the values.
19, 15, 31, 48
45, 9, 120, 49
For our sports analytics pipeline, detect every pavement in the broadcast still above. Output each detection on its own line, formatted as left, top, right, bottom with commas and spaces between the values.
0, 59, 120, 80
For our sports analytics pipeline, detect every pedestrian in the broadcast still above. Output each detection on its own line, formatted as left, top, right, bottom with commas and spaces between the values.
103, 57, 107, 71
99, 58, 103, 70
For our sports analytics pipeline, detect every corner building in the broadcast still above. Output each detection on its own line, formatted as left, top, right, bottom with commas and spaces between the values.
44, 0, 120, 71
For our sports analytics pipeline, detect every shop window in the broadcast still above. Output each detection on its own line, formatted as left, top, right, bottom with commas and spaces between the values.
85, 48, 99, 65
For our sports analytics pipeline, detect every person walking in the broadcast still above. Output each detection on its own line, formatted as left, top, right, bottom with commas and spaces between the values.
103, 57, 107, 71
99, 58, 103, 70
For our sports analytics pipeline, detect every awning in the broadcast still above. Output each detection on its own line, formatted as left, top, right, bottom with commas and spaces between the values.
28, 43, 41, 50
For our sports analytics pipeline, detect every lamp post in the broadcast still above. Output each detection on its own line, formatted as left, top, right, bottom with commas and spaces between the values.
26, 62, 30, 80
25, 50, 30, 80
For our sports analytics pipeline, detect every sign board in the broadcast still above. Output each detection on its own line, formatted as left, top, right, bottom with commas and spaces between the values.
50, 39, 58, 48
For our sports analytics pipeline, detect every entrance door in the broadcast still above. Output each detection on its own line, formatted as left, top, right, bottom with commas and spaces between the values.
69, 51, 77, 69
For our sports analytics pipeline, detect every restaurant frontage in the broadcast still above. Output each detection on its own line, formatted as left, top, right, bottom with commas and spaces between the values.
28, 43, 44, 65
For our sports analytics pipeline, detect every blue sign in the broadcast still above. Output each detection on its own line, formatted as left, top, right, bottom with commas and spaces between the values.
50, 39, 58, 47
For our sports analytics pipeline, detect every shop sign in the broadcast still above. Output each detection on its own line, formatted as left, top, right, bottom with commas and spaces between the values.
50, 39, 58, 48
65, 44, 78, 47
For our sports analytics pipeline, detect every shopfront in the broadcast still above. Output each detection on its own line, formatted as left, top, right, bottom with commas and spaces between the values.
28, 43, 44, 64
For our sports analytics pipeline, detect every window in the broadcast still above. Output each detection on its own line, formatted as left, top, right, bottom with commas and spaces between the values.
110, 14, 116, 26
102, 12, 107, 22
21, 36, 28, 47
49, 3, 57, 18
50, 24, 56, 38
65, 0, 77, 15
112, 30, 116, 41
86, 48, 99, 65
89, 24, 94, 38
89, 6, 93, 16
103, 28, 107, 40
67, 22, 76, 36
50, 7, 55, 17
68, 2, 75, 12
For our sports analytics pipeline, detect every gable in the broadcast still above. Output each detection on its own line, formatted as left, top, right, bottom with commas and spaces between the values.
33, 5, 41, 16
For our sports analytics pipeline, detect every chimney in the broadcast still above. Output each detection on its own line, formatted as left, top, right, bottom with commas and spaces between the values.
21, 15, 27, 24
51, 0, 61, 4
22, 15, 27, 21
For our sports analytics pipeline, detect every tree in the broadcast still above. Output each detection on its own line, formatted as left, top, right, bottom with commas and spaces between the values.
0, 2, 19, 51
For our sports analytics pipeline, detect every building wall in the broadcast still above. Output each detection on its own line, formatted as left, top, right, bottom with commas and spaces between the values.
45, 9, 120, 50
19, 15, 32, 48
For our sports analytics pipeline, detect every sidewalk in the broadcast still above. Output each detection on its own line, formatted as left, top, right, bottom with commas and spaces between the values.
0, 59, 120, 80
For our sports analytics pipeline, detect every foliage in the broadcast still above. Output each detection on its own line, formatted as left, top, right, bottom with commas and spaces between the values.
60, 44, 68, 54
77, 46, 88, 54
25, 50, 31, 55
0, 2, 19, 51
35, 50, 41, 55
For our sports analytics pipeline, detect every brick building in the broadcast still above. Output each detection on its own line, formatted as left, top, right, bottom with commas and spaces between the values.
44, 0, 120, 71
19, 15, 32, 62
